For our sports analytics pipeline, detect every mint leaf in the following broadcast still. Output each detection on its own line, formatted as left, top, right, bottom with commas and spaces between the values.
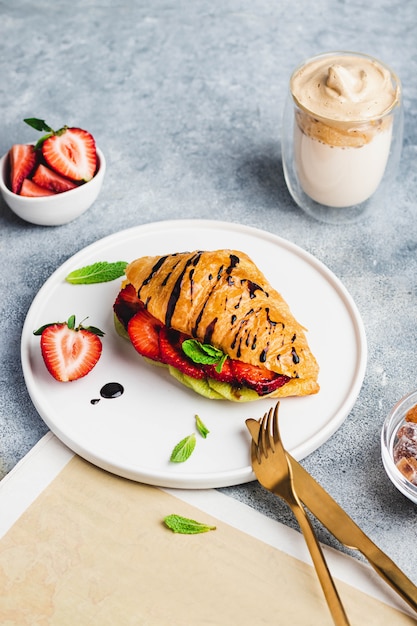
170, 434, 196, 463
164, 514, 216, 534
65, 261, 128, 284
195, 414, 209, 438
215, 353, 228, 373
182, 339, 227, 373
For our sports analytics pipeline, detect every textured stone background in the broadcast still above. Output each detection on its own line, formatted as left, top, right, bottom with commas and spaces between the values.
1, 0, 417, 582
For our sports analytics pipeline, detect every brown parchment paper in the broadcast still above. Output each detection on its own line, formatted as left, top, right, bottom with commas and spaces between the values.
0, 455, 415, 626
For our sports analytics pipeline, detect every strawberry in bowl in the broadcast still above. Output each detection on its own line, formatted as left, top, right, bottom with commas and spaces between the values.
0, 118, 105, 225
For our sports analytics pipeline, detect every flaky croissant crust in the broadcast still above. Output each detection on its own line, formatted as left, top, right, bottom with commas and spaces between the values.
125, 249, 319, 397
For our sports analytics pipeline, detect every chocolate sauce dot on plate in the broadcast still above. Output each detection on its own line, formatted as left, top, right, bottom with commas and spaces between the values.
100, 382, 124, 399
90, 382, 124, 404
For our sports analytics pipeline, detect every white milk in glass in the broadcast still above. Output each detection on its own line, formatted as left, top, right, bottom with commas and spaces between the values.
293, 119, 393, 207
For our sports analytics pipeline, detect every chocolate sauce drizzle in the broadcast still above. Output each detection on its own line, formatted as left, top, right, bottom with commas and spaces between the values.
134, 250, 302, 371
138, 255, 169, 298
165, 252, 202, 328
91, 382, 124, 405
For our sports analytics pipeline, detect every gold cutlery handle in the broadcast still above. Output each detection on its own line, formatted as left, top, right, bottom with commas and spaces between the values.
364, 545, 417, 614
286, 495, 351, 626
288, 453, 417, 614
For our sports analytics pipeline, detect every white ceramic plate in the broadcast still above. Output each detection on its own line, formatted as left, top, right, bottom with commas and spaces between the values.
21, 220, 367, 488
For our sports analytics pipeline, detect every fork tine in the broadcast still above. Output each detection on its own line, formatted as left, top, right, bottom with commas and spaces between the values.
255, 403, 285, 464
267, 402, 280, 453
270, 401, 299, 485
257, 411, 267, 462
258, 407, 273, 460
271, 401, 281, 448
250, 401, 351, 625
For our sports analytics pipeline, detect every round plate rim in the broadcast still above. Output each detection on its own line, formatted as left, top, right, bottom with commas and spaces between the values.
21, 219, 368, 488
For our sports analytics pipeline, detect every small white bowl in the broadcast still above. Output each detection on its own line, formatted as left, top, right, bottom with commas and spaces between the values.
381, 389, 417, 505
0, 146, 105, 226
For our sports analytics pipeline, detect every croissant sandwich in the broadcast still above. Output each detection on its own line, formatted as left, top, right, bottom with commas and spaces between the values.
113, 249, 320, 402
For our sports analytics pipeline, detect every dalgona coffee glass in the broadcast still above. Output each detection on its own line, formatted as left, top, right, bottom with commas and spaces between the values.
281, 51, 403, 224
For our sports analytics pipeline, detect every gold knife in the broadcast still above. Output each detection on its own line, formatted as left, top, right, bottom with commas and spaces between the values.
246, 418, 417, 615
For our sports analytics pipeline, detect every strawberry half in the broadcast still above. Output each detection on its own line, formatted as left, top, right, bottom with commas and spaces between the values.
32, 163, 78, 193
128, 308, 163, 362
114, 284, 144, 330
9, 144, 38, 193
231, 360, 290, 395
20, 179, 56, 197
42, 127, 97, 182
34, 315, 104, 382
114, 288, 292, 396
203, 358, 235, 383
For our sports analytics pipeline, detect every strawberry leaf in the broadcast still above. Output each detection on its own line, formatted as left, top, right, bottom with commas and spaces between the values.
23, 118, 58, 150
24, 117, 54, 133
33, 322, 61, 335
82, 325, 105, 337
33, 315, 105, 338
66, 261, 128, 284
67, 315, 76, 330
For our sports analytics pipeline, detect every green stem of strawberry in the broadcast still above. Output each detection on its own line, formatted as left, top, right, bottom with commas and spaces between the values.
23, 117, 68, 150
33, 315, 105, 337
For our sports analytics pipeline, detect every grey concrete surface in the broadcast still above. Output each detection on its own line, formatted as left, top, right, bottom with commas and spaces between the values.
1, 0, 417, 586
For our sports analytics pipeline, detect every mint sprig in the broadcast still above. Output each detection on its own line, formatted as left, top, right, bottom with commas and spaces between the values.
163, 514, 216, 534
195, 414, 209, 438
170, 434, 196, 463
182, 339, 227, 373
65, 261, 128, 284
169, 415, 210, 464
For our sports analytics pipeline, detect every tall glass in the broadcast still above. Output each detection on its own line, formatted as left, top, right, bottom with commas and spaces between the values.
282, 52, 403, 224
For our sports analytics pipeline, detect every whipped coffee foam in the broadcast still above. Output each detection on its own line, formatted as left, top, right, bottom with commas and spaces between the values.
290, 53, 400, 208
291, 54, 398, 123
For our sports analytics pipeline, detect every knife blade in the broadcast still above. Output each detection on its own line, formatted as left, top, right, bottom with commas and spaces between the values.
246, 418, 417, 614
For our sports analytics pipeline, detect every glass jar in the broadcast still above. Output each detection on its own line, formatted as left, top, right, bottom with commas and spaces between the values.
381, 389, 417, 505
282, 51, 403, 224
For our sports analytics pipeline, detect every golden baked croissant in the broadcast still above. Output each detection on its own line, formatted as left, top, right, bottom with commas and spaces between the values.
113, 249, 319, 401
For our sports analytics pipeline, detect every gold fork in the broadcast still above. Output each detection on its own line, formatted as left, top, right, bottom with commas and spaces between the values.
247, 402, 350, 626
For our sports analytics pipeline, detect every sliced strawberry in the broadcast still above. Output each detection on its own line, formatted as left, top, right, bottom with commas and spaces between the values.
9, 144, 38, 193
203, 358, 235, 383
113, 284, 144, 329
20, 179, 57, 197
159, 327, 205, 379
114, 287, 291, 394
42, 127, 97, 182
32, 163, 78, 193
128, 308, 163, 361
231, 360, 290, 396
35, 315, 103, 382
